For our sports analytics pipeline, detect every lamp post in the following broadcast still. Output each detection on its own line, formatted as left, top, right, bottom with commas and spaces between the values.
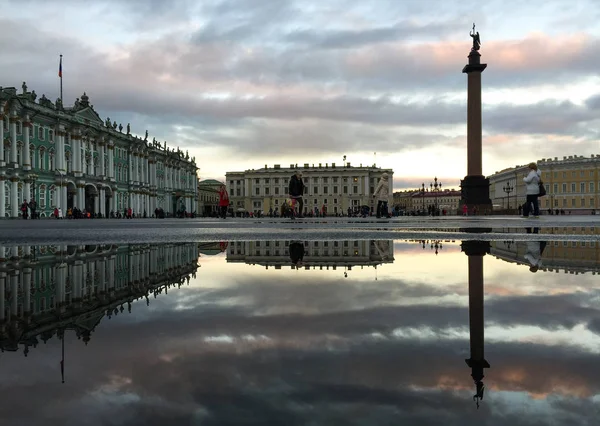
430, 177, 442, 215
421, 183, 425, 214
502, 182, 513, 211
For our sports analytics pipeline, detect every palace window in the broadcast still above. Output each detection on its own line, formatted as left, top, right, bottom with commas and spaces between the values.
39, 184, 46, 208
255, 188, 260, 195
562, 183, 566, 193
313, 186, 318, 194
590, 182, 595, 192
29, 145, 35, 168
38, 127, 44, 140
17, 122, 22, 135
49, 185, 55, 207
580, 182, 586, 193
553, 183, 558, 194
49, 153, 54, 171
49, 130, 54, 142
571, 183, 576, 192
353, 186, 358, 194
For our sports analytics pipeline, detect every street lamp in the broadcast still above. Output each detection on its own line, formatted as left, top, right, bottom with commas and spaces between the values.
421, 183, 425, 213
502, 182, 513, 210
430, 177, 442, 215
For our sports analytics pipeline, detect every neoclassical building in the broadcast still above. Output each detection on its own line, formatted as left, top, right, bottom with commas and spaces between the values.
226, 162, 394, 216
227, 239, 394, 269
1, 83, 198, 218
0, 242, 199, 354
488, 154, 600, 213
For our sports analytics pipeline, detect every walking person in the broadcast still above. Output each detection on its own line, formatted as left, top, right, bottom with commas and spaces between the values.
522, 162, 542, 218
373, 173, 390, 218
218, 184, 229, 219
288, 171, 305, 219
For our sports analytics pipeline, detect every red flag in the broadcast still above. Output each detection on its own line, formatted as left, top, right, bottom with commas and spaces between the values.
59, 56, 62, 78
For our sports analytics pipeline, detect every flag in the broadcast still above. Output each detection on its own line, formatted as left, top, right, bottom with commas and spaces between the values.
58, 56, 62, 78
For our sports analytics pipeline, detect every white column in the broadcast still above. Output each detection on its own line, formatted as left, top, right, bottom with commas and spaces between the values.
73, 261, 83, 300
10, 115, 18, 165
10, 272, 18, 318
0, 111, 4, 165
99, 258, 106, 293
78, 185, 85, 210
61, 184, 67, 212
11, 179, 18, 217
75, 134, 82, 173
99, 144, 106, 177
0, 179, 5, 218
24, 182, 31, 202
23, 268, 32, 315
100, 189, 105, 216
0, 272, 5, 322
108, 145, 114, 179
23, 118, 31, 170
94, 194, 99, 214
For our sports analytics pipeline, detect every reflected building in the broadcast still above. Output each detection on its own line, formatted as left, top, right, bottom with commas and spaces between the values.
0, 243, 199, 354
226, 240, 394, 269
491, 234, 600, 275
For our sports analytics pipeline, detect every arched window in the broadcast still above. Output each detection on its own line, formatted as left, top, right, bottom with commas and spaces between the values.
16, 142, 22, 165
49, 185, 56, 208
39, 147, 45, 170
49, 151, 55, 171
65, 151, 72, 173
39, 184, 47, 208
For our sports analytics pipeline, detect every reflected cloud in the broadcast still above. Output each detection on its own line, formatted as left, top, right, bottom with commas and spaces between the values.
0, 239, 599, 425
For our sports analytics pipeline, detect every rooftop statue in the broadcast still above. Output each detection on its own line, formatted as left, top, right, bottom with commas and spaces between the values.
22, 81, 27, 94
30, 90, 37, 101
145, 130, 148, 141
470, 23, 481, 51
118, 123, 123, 132
105, 117, 111, 127
127, 123, 131, 134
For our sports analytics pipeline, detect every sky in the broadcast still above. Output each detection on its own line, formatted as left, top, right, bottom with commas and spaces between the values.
1, 240, 600, 424
1, 0, 599, 190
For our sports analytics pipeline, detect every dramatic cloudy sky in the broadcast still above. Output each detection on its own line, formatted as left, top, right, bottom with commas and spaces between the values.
1, 0, 599, 189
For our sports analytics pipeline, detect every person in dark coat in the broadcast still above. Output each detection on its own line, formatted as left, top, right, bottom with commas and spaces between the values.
288, 171, 305, 218
289, 241, 305, 267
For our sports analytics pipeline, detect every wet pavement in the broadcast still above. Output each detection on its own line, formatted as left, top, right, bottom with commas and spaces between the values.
0, 233, 599, 425
0, 215, 598, 244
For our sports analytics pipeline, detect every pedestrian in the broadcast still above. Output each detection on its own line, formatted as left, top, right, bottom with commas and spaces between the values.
218, 185, 229, 219
522, 162, 542, 218
289, 241, 305, 268
462, 204, 468, 216
288, 171, 305, 219
373, 173, 390, 218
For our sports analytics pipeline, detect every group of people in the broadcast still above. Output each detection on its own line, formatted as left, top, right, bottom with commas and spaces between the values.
20, 200, 37, 219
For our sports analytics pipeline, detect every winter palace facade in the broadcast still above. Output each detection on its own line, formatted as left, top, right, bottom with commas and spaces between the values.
0, 83, 198, 218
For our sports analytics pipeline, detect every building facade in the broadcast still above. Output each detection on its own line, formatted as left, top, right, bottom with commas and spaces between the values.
488, 155, 600, 214
226, 163, 393, 216
226, 239, 394, 270
0, 242, 199, 353
197, 179, 223, 216
1, 83, 198, 218
393, 189, 461, 213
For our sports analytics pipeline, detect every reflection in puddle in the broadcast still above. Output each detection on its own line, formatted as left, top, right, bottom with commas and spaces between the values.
0, 239, 598, 425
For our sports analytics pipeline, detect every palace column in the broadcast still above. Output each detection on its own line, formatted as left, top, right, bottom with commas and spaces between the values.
24, 179, 31, 203
94, 193, 99, 214
22, 116, 31, 170
72, 131, 81, 175
0, 175, 5, 218
10, 177, 19, 217
99, 140, 106, 178
107, 142, 114, 179
98, 257, 106, 294
10, 271, 18, 319
9, 113, 18, 166
0, 272, 5, 324
56, 262, 66, 307
77, 184, 85, 210
0, 106, 5, 166
460, 30, 491, 213
23, 267, 32, 316
99, 188, 106, 217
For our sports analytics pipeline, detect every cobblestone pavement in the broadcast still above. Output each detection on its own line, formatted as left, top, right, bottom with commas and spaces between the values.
0, 215, 597, 245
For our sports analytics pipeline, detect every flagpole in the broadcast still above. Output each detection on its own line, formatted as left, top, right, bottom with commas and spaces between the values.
59, 54, 63, 101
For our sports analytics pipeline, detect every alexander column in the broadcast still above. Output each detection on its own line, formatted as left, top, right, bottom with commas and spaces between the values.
461, 24, 492, 213
461, 240, 491, 409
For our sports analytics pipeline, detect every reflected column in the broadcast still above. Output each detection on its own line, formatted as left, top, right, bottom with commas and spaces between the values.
461, 240, 491, 408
